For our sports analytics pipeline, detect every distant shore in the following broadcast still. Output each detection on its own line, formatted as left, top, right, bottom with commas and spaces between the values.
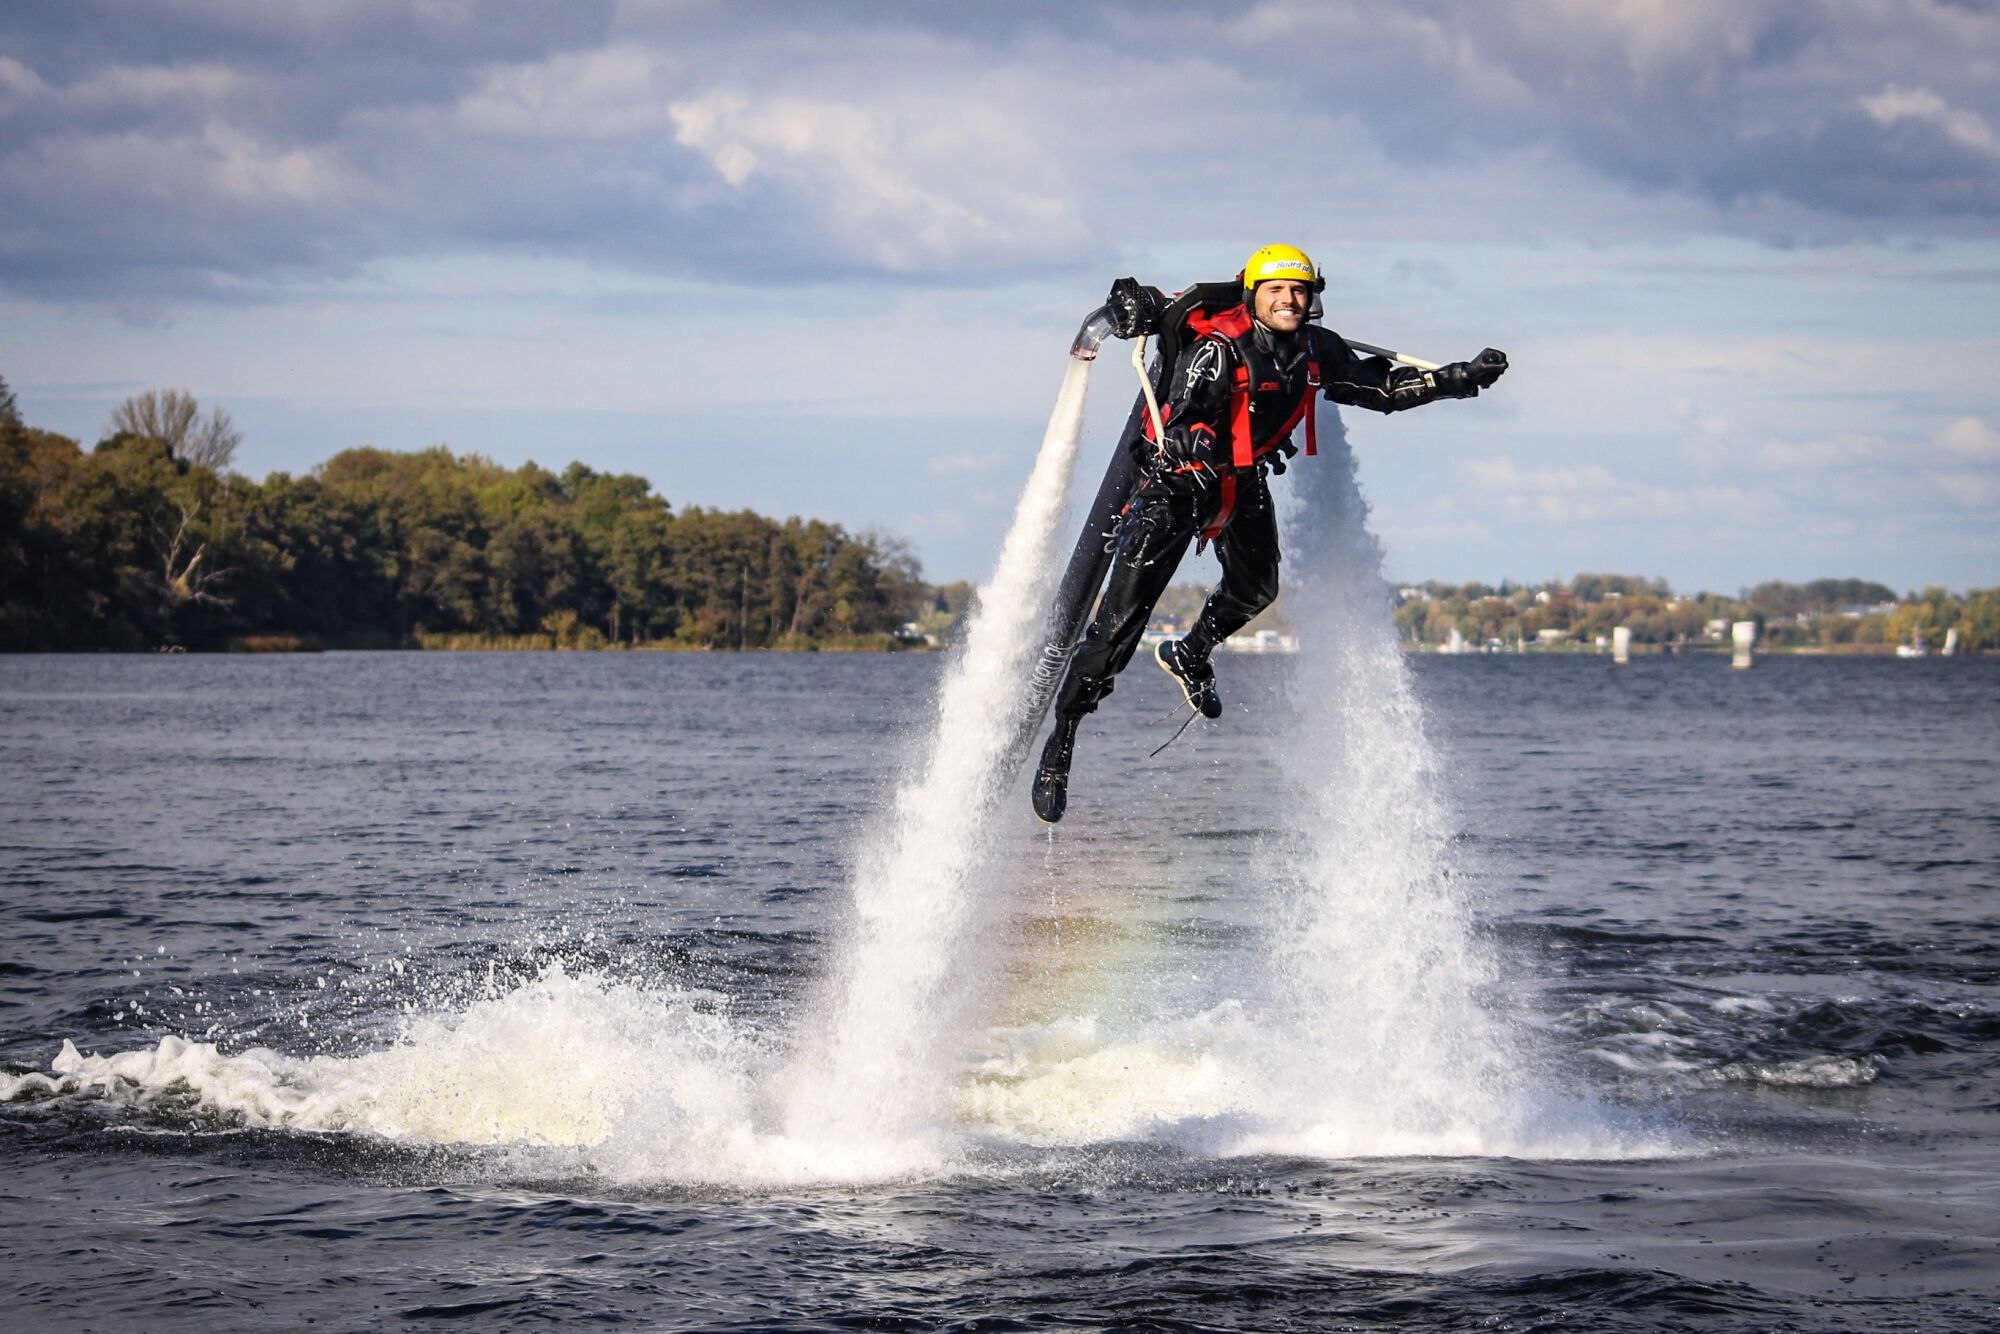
40, 636, 1976, 657
191, 632, 943, 654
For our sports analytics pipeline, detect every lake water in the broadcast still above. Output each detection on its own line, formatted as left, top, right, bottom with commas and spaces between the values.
2, 650, 1996, 1331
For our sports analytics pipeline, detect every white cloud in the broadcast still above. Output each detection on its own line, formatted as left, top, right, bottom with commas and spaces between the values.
1677, 415, 2000, 479
1860, 84, 2000, 157
1931, 470, 1998, 506
0, 54, 47, 110
7, 1, 1999, 304
70, 62, 246, 110
667, 88, 1090, 272
1935, 415, 2000, 462
456, 46, 673, 139
1748, 434, 1898, 472
201, 123, 351, 204
1456, 456, 1755, 523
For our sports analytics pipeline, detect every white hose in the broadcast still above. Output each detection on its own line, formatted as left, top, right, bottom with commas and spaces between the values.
1132, 335, 1166, 445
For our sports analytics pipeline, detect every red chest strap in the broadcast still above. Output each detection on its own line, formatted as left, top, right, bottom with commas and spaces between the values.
1305, 356, 1320, 456
1203, 355, 1321, 543
1226, 356, 1321, 463
1229, 365, 1255, 468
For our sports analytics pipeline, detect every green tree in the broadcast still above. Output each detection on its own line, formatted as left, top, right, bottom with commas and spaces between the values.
3, 425, 928, 651
1956, 588, 2000, 652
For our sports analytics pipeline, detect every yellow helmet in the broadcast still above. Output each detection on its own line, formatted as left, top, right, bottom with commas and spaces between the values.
1240, 243, 1323, 300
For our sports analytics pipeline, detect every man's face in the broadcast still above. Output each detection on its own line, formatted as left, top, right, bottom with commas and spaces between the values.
1253, 279, 1313, 333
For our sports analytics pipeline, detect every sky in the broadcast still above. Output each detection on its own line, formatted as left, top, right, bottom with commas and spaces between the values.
2, 0, 1996, 593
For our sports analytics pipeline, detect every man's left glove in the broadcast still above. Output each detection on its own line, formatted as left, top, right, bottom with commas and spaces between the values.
1106, 277, 1163, 339
1431, 348, 1509, 398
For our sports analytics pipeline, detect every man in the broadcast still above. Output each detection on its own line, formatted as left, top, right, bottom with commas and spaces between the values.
1030, 243, 1508, 823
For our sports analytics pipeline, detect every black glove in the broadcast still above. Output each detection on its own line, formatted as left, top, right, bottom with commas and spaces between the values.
1387, 365, 1432, 411
1152, 423, 1219, 488
1106, 277, 1163, 340
1469, 347, 1508, 387
1429, 347, 1509, 399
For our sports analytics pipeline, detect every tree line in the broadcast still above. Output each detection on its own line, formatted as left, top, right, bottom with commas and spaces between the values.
0, 381, 932, 651
1390, 574, 2000, 653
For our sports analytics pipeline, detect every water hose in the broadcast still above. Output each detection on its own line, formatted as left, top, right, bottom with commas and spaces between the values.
1132, 335, 1165, 445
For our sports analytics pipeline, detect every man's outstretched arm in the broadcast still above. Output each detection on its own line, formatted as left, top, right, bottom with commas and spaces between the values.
1318, 330, 1508, 414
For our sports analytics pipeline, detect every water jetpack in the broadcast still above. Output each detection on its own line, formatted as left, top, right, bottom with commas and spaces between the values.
1011, 278, 1441, 763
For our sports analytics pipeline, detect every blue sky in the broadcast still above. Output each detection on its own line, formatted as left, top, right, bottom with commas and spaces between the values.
3, 1, 1995, 591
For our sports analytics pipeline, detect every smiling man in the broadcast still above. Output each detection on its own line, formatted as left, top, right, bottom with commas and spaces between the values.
1031, 243, 1509, 823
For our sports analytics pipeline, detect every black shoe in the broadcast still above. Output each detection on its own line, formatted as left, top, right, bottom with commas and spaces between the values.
1155, 638, 1221, 718
1031, 718, 1078, 823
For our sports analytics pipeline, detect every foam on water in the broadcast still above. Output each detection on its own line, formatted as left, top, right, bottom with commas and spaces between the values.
6, 963, 803, 1180
956, 1004, 1257, 1148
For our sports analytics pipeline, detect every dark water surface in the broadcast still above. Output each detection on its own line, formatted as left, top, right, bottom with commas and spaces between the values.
3, 651, 1997, 1331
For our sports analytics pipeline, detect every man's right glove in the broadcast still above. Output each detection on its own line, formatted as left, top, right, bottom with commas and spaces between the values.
1152, 423, 1219, 489
1431, 348, 1509, 398
1106, 277, 1164, 340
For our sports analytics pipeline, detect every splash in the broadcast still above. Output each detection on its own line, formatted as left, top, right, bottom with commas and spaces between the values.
778, 358, 1097, 1175
1227, 414, 1620, 1157
929, 410, 1662, 1162
4, 963, 803, 1180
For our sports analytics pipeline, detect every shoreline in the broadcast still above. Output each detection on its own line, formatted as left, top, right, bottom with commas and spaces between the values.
2, 641, 1978, 658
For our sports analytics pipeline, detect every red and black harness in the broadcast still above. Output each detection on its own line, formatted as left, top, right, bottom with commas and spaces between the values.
1142, 302, 1320, 542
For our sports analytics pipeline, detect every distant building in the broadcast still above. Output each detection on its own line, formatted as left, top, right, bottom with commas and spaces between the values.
1221, 628, 1298, 653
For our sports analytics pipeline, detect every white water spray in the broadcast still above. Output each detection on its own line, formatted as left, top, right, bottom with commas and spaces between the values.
1234, 413, 1591, 1156
781, 358, 1096, 1173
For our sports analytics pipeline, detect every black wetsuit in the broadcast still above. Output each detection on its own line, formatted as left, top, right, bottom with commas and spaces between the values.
1052, 315, 1447, 721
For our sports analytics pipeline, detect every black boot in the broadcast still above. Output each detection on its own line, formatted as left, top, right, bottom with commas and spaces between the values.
1155, 638, 1221, 718
1031, 715, 1080, 823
